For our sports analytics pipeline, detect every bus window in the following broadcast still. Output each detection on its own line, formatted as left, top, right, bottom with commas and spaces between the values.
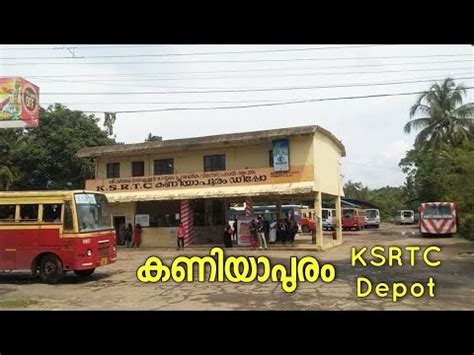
43, 204, 62, 223
63, 201, 74, 230
20, 204, 38, 222
0, 205, 16, 221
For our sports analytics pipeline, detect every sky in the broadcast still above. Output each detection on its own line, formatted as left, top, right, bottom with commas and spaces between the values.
1, 44, 473, 188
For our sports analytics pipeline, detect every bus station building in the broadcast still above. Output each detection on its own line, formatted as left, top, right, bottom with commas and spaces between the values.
77, 125, 346, 249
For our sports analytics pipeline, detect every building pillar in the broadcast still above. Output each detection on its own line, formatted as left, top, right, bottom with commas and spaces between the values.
313, 191, 323, 248
335, 194, 343, 245
181, 200, 194, 246
245, 197, 253, 216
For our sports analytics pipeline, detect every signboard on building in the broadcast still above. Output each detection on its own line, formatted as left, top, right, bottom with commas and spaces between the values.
135, 214, 150, 227
86, 165, 314, 192
272, 139, 289, 172
0, 77, 40, 128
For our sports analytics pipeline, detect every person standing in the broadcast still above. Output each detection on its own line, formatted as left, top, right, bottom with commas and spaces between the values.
224, 220, 233, 248
256, 216, 267, 250
118, 222, 126, 246
232, 217, 238, 242
177, 222, 185, 250
131, 223, 142, 248
125, 223, 133, 247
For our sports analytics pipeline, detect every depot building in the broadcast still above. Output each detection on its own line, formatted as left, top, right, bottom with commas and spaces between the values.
77, 125, 346, 248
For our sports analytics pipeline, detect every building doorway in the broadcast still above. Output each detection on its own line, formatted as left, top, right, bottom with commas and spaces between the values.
113, 216, 126, 245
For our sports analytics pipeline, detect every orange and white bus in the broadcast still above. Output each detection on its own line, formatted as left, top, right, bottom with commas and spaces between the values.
419, 202, 457, 237
0, 190, 117, 283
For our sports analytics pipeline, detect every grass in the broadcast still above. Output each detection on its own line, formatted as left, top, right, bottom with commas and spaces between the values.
0, 298, 39, 309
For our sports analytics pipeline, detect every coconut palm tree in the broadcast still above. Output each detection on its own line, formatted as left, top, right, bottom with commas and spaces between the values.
404, 78, 474, 150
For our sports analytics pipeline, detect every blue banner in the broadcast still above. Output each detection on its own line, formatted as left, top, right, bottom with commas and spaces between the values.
272, 139, 290, 172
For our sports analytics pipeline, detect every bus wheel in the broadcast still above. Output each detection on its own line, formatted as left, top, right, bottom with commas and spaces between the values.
39, 255, 64, 284
74, 269, 95, 278
302, 225, 310, 234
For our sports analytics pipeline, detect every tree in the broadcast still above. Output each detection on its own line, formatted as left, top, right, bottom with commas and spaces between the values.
343, 180, 371, 201
14, 104, 115, 190
404, 78, 474, 150
0, 129, 28, 190
343, 180, 409, 221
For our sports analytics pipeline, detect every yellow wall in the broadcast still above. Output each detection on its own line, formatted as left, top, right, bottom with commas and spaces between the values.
141, 227, 177, 247
96, 136, 314, 179
110, 202, 135, 226
313, 132, 344, 196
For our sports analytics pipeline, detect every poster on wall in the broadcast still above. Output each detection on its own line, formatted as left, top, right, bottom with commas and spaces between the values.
0, 77, 40, 128
135, 214, 150, 227
272, 139, 290, 172
237, 216, 254, 246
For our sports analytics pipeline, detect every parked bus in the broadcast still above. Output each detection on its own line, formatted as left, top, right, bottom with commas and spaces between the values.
300, 207, 316, 233
363, 209, 380, 228
0, 190, 117, 283
342, 208, 365, 231
393, 210, 415, 225
322, 208, 336, 231
419, 202, 457, 237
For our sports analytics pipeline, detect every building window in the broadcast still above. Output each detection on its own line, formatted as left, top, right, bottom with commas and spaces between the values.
106, 163, 120, 178
154, 159, 174, 175
132, 161, 145, 177
136, 201, 180, 227
204, 155, 225, 172
269, 150, 274, 167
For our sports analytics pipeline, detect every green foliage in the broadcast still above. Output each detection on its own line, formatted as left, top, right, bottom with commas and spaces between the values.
401, 78, 474, 239
0, 129, 28, 190
404, 78, 474, 151
343, 181, 409, 221
13, 104, 115, 190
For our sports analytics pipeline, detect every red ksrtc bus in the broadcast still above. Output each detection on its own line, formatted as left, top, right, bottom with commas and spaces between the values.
342, 208, 365, 231
0, 190, 117, 283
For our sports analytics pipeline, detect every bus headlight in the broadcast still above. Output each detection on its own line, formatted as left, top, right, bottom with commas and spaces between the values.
87, 249, 92, 257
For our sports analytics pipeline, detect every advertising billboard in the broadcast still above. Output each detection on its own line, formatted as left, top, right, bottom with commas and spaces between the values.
0, 77, 40, 128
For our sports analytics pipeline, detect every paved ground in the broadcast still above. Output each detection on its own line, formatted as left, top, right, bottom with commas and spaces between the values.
1, 223, 473, 310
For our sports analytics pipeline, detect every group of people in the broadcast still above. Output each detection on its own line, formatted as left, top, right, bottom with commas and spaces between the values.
117, 222, 142, 248
223, 214, 299, 249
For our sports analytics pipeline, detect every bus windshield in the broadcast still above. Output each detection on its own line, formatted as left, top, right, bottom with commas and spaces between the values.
365, 209, 377, 218
75, 193, 113, 232
424, 205, 452, 217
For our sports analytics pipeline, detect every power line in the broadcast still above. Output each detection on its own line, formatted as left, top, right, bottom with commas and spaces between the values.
0, 45, 393, 59
1, 57, 472, 66
31, 68, 473, 84
40, 99, 282, 106
40, 76, 474, 96
0, 44, 386, 52
77, 87, 474, 114
35, 72, 474, 91
22, 64, 474, 79
3, 51, 472, 61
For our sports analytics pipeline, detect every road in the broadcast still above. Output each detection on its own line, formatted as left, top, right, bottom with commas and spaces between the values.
0, 223, 473, 310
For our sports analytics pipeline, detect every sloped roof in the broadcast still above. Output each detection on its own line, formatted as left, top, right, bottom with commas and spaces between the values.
77, 125, 346, 158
